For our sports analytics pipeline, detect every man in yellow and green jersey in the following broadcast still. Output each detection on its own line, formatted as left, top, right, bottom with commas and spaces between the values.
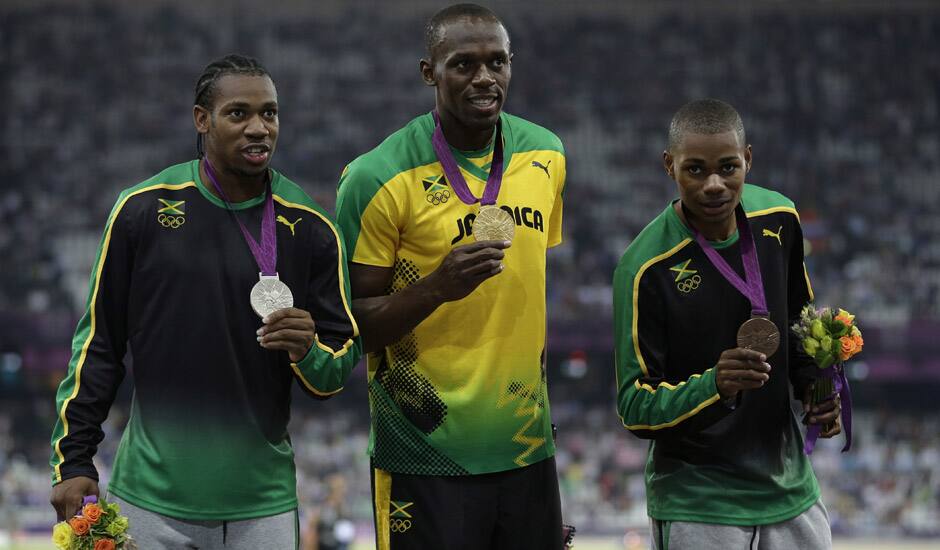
336, 4, 566, 549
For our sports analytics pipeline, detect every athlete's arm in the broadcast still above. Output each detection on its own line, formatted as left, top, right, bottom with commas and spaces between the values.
613, 260, 742, 439
785, 214, 842, 437
50, 194, 136, 519
272, 217, 362, 399
351, 240, 510, 353
50, 476, 99, 522
786, 214, 818, 397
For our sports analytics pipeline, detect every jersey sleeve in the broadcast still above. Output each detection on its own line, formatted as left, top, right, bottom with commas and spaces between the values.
50, 195, 134, 484
291, 215, 362, 399
546, 152, 566, 248
335, 163, 402, 268
786, 211, 817, 394
613, 257, 733, 440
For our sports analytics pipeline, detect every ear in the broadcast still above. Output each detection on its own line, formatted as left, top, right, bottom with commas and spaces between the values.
663, 150, 676, 179
744, 144, 753, 173
193, 105, 210, 135
419, 58, 436, 87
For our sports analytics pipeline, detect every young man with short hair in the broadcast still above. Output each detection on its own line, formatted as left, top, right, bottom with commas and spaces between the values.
613, 98, 840, 549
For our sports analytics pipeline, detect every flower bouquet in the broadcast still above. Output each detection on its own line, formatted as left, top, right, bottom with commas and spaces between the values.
52, 496, 135, 550
791, 305, 863, 454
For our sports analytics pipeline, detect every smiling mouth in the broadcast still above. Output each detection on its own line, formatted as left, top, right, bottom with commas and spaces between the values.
242, 144, 271, 164
468, 96, 498, 109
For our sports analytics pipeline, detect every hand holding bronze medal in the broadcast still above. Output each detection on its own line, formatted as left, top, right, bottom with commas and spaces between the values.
431, 111, 514, 243
690, 205, 780, 357
204, 158, 293, 319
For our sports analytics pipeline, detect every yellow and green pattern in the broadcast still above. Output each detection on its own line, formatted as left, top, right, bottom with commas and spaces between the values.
337, 112, 565, 475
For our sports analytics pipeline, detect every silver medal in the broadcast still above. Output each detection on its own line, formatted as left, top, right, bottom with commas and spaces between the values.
250, 273, 294, 318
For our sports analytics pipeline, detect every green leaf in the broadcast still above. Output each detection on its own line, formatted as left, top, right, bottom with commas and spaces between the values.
828, 320, 848, 337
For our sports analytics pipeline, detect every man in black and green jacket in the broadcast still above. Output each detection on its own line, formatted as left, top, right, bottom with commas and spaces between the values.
49, 54, 361, 549
613, 99, 841, 549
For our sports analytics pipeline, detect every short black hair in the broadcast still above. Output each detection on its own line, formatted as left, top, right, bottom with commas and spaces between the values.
667, 99, 746, 152
194, 54, 271, 157
425, 3, 506, 57
194, 54, 270, 110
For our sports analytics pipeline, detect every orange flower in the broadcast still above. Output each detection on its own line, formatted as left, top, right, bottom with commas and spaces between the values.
839, 335, 860, 361
82, 503, 103, 524
834, 309, 855, 327
94, 538, 116, 550
68, 517, 91, 536
852, 332, 864, 351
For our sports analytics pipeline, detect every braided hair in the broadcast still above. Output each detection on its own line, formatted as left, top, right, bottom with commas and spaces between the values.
194, 54, 271, 157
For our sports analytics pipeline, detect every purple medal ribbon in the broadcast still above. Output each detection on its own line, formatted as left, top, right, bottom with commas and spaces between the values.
431, 111, 504, 206
204, 158, 277, 276
688, 205, 769, 317
804, 363, 853, 454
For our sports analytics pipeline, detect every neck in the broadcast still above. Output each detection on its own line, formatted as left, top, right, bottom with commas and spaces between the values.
437, 110, 496, 151
201, 157, 267, 203
674, 201, 737, 241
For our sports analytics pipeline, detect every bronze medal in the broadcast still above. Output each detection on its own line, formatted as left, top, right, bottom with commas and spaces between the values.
736, 316, 780, 357
473, 204, 515, 242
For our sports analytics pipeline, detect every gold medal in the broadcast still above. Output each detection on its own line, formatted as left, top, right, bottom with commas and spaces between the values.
736, 316, 780, 357
473, 204, 515, 242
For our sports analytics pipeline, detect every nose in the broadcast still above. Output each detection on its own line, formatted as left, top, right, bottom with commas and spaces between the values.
703, 173, 726, 194
245, 115, 270, 138
472, 64, 496, 87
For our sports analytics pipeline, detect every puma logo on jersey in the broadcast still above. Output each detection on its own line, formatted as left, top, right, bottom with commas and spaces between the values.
762, 226, 783, 246
451, 205, 545, 244
276, 215, 302, 236
531, 160, 551, 178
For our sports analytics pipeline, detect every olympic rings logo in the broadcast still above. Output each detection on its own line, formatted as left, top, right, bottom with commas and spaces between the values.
390, 519, 412, 533
677, 274, 702, 293
425, 189, 450, 205
157, 213, 185, 229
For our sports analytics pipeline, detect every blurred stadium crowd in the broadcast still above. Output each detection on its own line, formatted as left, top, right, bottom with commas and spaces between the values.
1, 0, 938, 543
